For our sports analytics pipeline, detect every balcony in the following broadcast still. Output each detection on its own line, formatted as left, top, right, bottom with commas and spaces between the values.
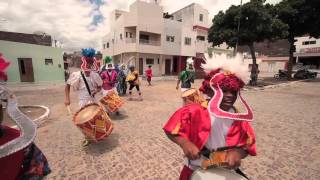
139, 39, 161, 46
125, 38, 136, 43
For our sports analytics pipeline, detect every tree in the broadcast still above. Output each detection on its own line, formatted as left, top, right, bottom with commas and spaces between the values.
275, 0, 320, 80
208, 0, 288, 85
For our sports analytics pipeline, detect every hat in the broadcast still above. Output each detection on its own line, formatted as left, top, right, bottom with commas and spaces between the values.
104, 56, 112, 64
80, 48, 99, 72
0, 53, 11, 81
106, 63, 114, 70
200, 54, 253, 121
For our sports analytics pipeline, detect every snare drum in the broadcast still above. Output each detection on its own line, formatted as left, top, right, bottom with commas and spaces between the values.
181, 88, 205, 105
191, 167, 247, 180
73, 103, 113, 142
99, 90, 124, 112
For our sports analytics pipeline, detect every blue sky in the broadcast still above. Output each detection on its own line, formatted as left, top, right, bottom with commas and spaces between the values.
89, 0, 104, 26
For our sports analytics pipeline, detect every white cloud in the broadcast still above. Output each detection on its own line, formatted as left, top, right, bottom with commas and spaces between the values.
0, 0, 281, 52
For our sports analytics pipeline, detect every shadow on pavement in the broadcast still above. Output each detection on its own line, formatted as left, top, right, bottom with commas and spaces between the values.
84, 133, 120, 156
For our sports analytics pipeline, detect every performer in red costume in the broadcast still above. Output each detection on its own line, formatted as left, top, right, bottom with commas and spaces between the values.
163, 54, 256, 180
0, 53, 51, 179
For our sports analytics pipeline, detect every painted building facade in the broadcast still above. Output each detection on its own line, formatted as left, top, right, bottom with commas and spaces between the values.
0, 31, 64, 83
294, 36, 320, 70
101, 0, 209, 76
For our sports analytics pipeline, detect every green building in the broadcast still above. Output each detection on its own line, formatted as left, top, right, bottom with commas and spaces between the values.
0, 31, 64, 84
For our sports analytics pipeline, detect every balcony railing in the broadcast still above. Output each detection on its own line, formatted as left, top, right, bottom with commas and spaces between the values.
139, 39, 161, 46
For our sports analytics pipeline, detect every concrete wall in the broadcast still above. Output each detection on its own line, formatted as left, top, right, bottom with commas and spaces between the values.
192, 3, 210, 28
259, 61, 286, 73
163, 19, 182, 56
101, 1, 209, 70
0, 40, 64, 83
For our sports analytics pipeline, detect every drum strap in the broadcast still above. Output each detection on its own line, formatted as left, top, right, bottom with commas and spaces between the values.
80, 71, 92, 97
235, 168, 249, 180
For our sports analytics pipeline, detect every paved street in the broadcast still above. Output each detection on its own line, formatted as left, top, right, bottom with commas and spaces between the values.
8, 79, 320, 180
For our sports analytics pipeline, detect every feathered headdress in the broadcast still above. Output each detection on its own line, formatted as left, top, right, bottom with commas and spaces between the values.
80, 48, 99, 72
104, 56, 112, 64
200, 53, 253, 121
0, 53, 11, 81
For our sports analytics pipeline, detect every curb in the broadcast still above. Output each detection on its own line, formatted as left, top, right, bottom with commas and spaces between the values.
243, 79, 309, 91
11, 105, 50, 128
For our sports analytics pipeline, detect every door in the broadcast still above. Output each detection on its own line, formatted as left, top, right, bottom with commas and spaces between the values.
165, 59, 171, 75
18, 58, 34, 82
139, 58, 143, 75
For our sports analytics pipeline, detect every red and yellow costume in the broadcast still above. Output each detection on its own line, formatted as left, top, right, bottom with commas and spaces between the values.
163, 67, 256, 180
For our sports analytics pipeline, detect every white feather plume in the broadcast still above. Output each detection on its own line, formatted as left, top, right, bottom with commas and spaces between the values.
201, 53, 250, 83
187, 57, 193, 65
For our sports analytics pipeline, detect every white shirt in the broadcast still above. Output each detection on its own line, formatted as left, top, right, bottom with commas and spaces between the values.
186, 109, 235, 169
67, 71, 103, 107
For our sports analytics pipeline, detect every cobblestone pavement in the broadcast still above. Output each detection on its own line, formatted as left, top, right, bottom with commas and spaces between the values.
10, 79, 320, 180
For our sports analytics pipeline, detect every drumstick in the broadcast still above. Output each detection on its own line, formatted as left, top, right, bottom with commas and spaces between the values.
67, 105, 72, 115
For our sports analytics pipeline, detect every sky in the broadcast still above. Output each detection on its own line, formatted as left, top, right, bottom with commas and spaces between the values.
0, 0, 281, 52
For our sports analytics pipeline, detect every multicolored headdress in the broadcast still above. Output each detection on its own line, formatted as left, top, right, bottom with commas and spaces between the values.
200, 54, 253, 121
0, 53, 11, 81
81, 48, 99, 72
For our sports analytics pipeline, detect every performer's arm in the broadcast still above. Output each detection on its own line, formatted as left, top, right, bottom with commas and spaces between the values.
165, 132, 200, 160
176, 80, 180, 90
64, 84, 71, 106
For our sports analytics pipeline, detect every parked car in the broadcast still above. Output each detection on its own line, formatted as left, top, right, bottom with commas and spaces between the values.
294, 69, 317, 79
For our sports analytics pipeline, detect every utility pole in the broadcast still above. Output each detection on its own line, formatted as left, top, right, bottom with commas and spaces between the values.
234, 0, 243, 56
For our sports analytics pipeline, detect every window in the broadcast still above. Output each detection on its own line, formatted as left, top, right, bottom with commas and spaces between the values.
166, 35, 175, 42
140, 34, 149, 40
196, 36, 205, 41
157, 58, 160, 64
103, 44, 106, 49
146, 58, 154, 64
120, 34, 123, 40
178, 19, 182, 22
140, 34, 149, 44
126, 32, 128, 38
107, 42, 109, 48
185, 37, 192, 45
199, 14, 203, 22
302, 40, 316, 45
45, 59, 53, 65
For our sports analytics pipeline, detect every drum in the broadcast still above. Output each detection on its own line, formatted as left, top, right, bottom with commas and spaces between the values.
99, 90, 124, 112
73, 103, 113, 142
181, 88, 205, 105
191, 167, 247, 180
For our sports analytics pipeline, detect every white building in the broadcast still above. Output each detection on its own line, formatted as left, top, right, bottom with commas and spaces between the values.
294, 36, 320, 69
101, 0, 209, 76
